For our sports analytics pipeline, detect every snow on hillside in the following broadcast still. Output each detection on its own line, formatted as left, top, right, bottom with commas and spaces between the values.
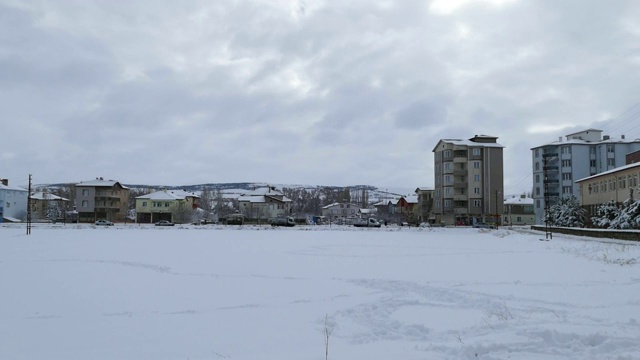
1, 224, 638, 359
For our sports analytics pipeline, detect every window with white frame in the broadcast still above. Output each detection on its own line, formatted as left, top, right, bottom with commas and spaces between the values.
472, 148, 481, 156
443, 150, 451, 158
474, 187, 480, 194
474, 161, 480, 169
82, 189, 89, 196
473, 200, 481, 207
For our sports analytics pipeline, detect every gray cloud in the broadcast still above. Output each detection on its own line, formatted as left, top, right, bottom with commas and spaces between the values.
1, 0, 640, 193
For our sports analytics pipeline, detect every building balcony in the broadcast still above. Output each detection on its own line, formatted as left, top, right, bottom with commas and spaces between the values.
543, 166, 559, 172
454, 207, 468, 214
453, 182, 467, 189
453, 157, 467, 163
544, 192, 560, 197
453, 194, 468, 201
542, 152, 558, 158
453, 169, 467, 176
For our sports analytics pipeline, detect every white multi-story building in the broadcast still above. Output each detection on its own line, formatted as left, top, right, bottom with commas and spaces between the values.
531, 129, 640, 224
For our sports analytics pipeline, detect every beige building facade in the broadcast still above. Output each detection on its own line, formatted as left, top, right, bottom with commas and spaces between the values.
576, 162, 640, 219
432, 135, 504, 226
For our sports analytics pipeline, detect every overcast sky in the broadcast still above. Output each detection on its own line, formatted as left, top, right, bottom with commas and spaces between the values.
2, 0, 640, 194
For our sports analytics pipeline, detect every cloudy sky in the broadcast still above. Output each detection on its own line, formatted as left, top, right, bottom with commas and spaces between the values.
2, 0, 640, 194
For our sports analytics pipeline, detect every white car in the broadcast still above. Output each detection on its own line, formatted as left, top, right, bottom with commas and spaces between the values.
95, 219, 114, 226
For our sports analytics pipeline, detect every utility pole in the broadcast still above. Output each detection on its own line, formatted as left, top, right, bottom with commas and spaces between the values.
27, 174, 32, 235
495, 189, 500, 230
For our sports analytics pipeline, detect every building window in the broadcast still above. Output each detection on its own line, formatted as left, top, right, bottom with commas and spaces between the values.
444, 200, 452, 208
536, 200, 540, 208
82, 189, 89, 196
561, 160, 572, 167
142, 202, 147, 207
535, 149, 540, 158
563, 186, 572, 194
82, 200, 88, 207
601, 182, 606, 192
619, 177, 626, 189
536, 187, 540, 195
444, 175, 452, 184
445, 188, 452, 195
473, 148, 481, 156
607, 144, 614, 153
444, 150, 451, 158
607, 158, 615, 167
561, 146, 571, 154
474, 161, 480, 169
474, 187, 480, 194
535, 162, 540, 171
444, 162, 451, 171
535, 174, 540, 183
562, 173, 572, 181
473, 200, 481, 207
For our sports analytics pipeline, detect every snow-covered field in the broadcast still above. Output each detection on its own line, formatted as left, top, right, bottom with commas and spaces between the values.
1, 223, 639, 360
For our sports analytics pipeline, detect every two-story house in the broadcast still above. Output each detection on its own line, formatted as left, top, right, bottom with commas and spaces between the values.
322, 202, 362, 221
136, 189, 200, 223
0, 178, 28, 222
30, 190, 70, 221
237, 185, 292, 220
75, 178, 130, 222
503, 195, 535, 226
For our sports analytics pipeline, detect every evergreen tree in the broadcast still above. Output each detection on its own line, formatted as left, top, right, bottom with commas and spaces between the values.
549, 195, 587, 227
609, 199, 640, 229
590, 200, 619, 228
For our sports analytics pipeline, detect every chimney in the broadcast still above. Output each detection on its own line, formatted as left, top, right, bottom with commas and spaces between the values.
558, 137, 562, 142
1, 178, 7, 186
622, 135, 625, 140
603, 135, 610, 140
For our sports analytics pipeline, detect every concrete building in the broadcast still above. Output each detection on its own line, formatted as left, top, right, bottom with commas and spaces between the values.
135, 189, 200, 223
0, 178, 28, 222
531, 129, 640, 224
575, 162, 640, 221
503, 195, 535, 226
432, 135, 505, 226
237, 185, 292, 220
75, 178, 130, 222
415, 187, 434, 224
30, 190, 70, 221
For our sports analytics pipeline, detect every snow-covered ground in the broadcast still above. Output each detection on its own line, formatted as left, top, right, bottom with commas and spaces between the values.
1, 223, 639, 360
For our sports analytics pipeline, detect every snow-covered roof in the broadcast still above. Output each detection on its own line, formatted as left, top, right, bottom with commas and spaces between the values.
30, 192, 69, 201
137, 189, 199, 201
403, 195, 418, 204
504, 196, 534, 205
238, 194, 292, 203
76, 179, 129, 189
0, 184, 28, 192
575, 161, 640, 183
240, 185, 284, 197
415, 187, 433, 192
433, 138, 505, 152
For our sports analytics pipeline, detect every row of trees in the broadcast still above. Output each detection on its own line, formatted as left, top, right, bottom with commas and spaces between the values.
545, 195, 640, 229
591, 199, 640, 229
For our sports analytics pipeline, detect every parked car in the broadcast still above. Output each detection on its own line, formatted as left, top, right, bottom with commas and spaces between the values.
155, 220, 175, 226
225, 213, 245, 225
353, 218, 382, 228
268, 216, 296, 227
95, 219, 114, 226
473, 222, 495, 229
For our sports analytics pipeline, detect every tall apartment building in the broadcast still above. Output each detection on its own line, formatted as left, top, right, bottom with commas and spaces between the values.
432, 135, 504, 226
531, 129, 640, 224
